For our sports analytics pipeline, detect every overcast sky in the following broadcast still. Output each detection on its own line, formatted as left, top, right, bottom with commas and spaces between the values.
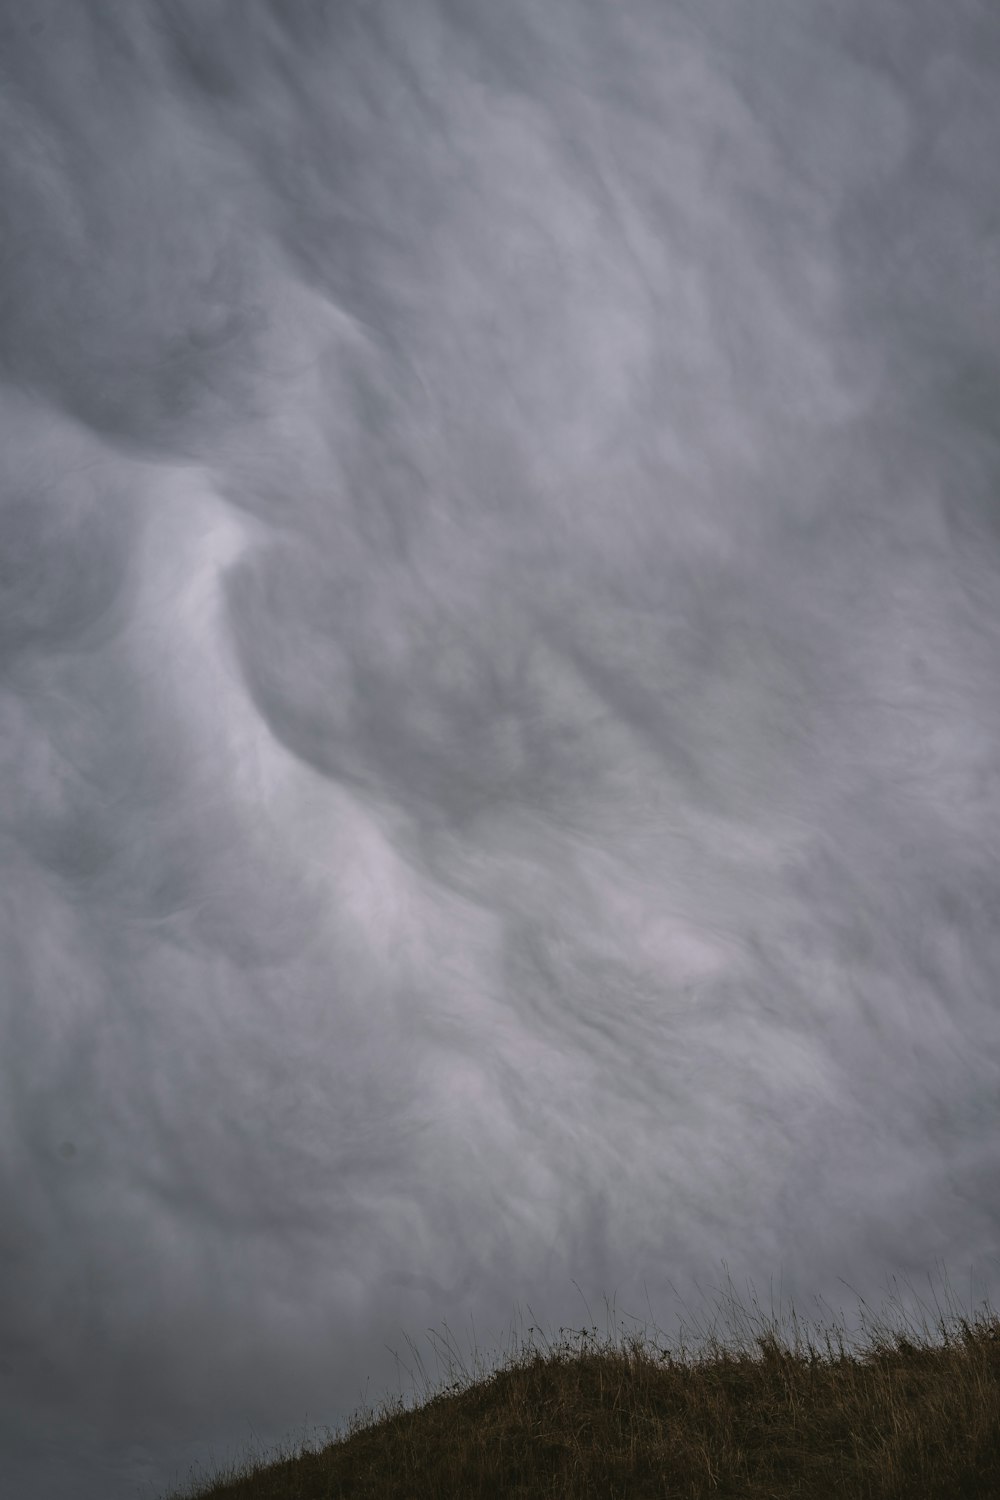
2, 2, 1000, 1496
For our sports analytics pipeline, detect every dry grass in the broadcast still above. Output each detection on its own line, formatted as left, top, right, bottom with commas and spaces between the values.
154, 1263, 1000, 1499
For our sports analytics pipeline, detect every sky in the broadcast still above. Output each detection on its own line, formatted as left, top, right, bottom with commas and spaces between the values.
2, 2, 1000, 1496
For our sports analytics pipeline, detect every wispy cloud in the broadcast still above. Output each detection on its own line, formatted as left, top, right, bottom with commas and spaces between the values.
2, 3, 999, 1496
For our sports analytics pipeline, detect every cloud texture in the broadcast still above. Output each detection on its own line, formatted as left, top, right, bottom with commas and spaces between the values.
2, 2, 1000, 1495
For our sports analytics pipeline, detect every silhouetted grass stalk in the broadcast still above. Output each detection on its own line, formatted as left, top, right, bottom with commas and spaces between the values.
155, 1261, 1000, 1498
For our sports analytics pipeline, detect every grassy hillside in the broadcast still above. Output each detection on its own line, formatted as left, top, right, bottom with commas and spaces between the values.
157, 1266, 1000, 1499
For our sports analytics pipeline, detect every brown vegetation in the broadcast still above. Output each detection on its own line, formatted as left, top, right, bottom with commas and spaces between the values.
157, 1264, 1000, 1499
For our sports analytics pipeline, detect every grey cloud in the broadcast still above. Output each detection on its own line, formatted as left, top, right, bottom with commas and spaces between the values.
2, 3, 1000, 1497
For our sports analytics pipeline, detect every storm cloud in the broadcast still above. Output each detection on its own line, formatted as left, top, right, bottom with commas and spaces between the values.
2, 3, 1000, 1496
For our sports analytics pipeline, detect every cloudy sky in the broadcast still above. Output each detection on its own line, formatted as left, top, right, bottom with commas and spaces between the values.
2, 2, 1000, 1496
